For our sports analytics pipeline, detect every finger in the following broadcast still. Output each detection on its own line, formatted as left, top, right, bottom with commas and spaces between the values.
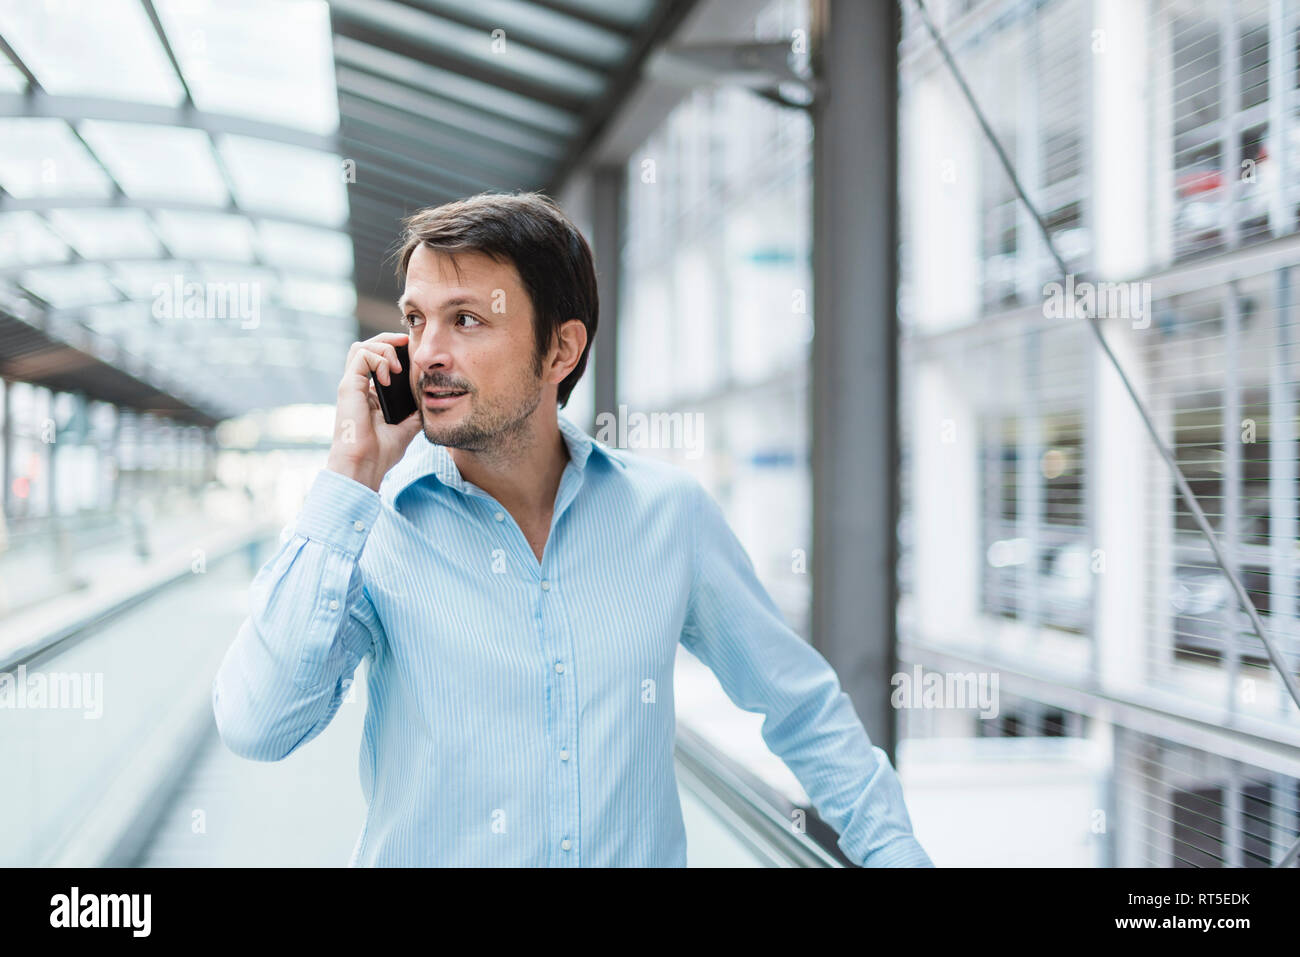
371, 340, 401, 373
346, 333, 406, 368
350, 347, 394, 386
359, 342, 403, 381
365, 332, 409, 345
364, 332, 408, 367
338, 352, 383, 393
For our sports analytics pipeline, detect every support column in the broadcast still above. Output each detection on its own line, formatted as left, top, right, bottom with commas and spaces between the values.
810, 0, 899, 753
1090, 0, 1154, 691
591, 166, 624, 434
1, 378, 10, 520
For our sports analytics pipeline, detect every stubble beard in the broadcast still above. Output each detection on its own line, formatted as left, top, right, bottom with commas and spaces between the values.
420, 368, 544, 455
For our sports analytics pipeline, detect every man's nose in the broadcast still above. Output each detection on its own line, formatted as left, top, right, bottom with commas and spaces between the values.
410, 323, 453, 372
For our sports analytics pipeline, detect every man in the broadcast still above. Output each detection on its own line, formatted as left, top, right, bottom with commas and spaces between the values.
212, 191, 932, 868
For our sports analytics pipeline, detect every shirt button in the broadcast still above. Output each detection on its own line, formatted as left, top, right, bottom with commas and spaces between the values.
560, 749, 570, 761
541, 580, 550, 591
494, 511, 505, 522
328, 599, 339, 611
353, 520, 365, 531
561, 838, 572, 851
554, 661, 565, 674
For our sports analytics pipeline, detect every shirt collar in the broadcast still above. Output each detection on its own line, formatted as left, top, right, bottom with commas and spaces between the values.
382, 410, 621, 506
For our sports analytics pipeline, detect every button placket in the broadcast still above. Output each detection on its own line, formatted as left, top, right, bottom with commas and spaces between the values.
477, 496, 540, 579
538, 574, 580, 865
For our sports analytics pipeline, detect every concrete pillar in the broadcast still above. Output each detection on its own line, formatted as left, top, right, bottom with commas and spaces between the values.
591, 166, 624, 433
811, 0, 900, 752
1091, 0, 1153, 695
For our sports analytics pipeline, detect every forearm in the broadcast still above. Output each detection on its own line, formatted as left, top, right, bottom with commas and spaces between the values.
739, 636, 933, 867
682, 477, 933, 867
212, 469, 383, 761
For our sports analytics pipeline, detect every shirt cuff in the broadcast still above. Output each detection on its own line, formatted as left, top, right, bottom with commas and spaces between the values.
860, 834, 935, 867
289, 467, 383, 555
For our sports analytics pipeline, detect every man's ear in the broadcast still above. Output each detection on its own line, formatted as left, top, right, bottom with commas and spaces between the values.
549, 318, 587, 384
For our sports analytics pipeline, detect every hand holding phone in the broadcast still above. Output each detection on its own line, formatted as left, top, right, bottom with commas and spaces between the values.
326, 333, 423, 492
370, 342, 419, 424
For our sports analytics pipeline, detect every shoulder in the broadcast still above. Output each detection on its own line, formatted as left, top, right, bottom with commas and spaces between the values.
590, 442, 707, 505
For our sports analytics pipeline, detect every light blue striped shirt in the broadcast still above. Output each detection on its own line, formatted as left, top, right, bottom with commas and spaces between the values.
212, 412, 932, 867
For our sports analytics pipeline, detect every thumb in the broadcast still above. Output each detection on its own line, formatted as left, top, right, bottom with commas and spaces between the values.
398, 408, 423, 443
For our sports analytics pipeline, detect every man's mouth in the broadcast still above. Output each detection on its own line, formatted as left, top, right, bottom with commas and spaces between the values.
423, 388, 469, 407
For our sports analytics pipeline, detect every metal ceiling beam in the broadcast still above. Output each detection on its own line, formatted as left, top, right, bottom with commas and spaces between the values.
350, 229, 403, 262
0, 195, 348, 236
340, 111, 548, 185
333, 34, 582, 137
139, 0, 196, 104
338, 99, 560, 184
0, 92, 339, 153
347, 164, 487, 210
349, 224, 405, 253
374, 0, 632, 72
347, 183, 429, 221
524, 0, 654, 34
329, 2, 600, 113
339, 138, 505, 196
548, 0, 702, 196
0, 311, 220, 426
336, 70, 568, 159
349, 218, 410, 249
1, 252, 349, 282
350, 215, 405, 241
0, 32, 40, 90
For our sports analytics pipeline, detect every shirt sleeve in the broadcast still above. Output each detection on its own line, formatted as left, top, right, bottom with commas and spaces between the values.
212, 467, 386, 762
679, 479, 934, 867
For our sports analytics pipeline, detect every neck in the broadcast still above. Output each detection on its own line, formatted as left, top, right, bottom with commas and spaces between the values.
449, 406, 570, 516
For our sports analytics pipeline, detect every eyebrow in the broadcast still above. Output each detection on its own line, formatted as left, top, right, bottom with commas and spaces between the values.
396, 295, 481, 312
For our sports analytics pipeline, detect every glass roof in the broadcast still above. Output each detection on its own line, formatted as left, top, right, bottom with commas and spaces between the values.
20, 263, 120, 309
0, 118, 113, 198
0, 0, 184, 105
217, 135, 349, 226
48, 208, 164, 259
78, 120, 230, 205
155, 0, 340, 135
0, 0, 679, 422
0, 0, 354, 420
152, 211, 257, 263
0, 55, 24, 91
255, 221, 354, 276
0, 211, 69, 267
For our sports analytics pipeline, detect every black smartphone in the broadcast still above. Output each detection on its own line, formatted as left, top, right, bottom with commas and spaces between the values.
371, 343, 419, 424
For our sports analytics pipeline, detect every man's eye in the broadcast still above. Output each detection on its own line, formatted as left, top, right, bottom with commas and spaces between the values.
456, 313, 482, 327
401, 314, 424, 329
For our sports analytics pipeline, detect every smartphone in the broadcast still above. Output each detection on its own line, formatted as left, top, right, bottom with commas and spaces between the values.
371, 343, 419, 424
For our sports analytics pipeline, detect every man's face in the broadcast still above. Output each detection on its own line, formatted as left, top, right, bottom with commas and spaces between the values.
399, 244, 546, 451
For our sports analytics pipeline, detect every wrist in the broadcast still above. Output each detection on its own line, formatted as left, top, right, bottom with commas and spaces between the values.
325, 454, 382, 492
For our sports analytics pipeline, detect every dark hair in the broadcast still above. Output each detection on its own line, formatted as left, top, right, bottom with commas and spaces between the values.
394, 191, 598, 408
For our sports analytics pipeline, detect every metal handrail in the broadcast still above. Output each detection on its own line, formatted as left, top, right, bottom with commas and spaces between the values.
0, 523, 273, 672
674, 724, 844, 867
